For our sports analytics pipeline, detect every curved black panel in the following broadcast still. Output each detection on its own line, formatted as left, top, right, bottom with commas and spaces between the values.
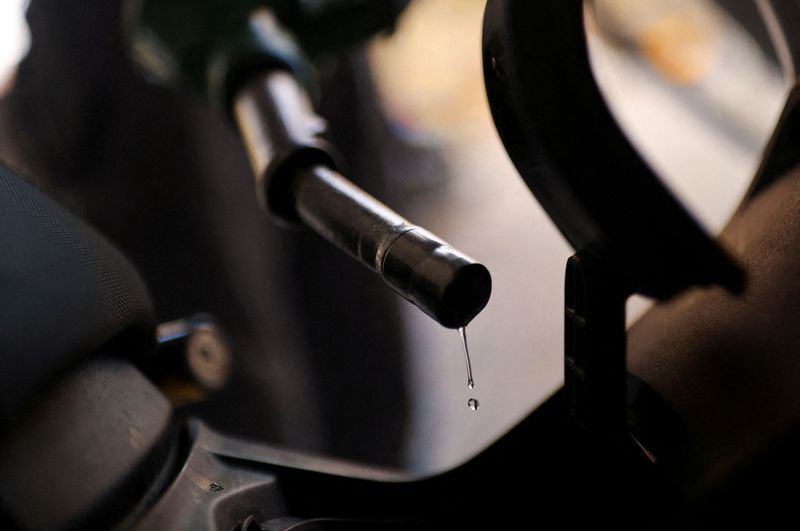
0, 164, 155, 426
483, 0, 743, 298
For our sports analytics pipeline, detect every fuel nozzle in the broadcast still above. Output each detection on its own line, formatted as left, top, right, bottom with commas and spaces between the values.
129, 0, 491, 328
234, 71, 491, 328
293, 166, 492, 328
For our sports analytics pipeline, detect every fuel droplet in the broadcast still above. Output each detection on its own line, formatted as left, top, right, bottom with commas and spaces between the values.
468, 398, 480, 411
458, 326, 474, 390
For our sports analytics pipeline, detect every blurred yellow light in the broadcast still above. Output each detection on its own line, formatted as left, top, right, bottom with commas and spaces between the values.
640, 12, 717, 85
369, 0, 488, 140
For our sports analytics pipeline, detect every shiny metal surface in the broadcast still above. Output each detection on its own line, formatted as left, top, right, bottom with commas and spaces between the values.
132, 421, 285, 531
199, 420, 416, 482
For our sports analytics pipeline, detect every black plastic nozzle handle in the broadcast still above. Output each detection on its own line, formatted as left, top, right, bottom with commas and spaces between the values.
234, 70, 491, 328
293, 166, 491, 329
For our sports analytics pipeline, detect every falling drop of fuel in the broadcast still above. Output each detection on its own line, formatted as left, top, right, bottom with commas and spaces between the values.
458, 326, 474, 390
468, 398, 480, 411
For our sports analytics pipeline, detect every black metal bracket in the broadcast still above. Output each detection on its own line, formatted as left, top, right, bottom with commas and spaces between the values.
564, 250, 628, 439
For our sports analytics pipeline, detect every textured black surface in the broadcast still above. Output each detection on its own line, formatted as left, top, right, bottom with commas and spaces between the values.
0, 164, 155, 427
0, 359, 173, 530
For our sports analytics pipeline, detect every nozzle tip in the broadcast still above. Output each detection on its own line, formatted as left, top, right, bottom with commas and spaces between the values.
437, 259, 492, 328
381, 229, 492, 329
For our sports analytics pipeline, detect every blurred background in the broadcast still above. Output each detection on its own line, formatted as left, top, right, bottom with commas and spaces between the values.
0, 0, 787, 474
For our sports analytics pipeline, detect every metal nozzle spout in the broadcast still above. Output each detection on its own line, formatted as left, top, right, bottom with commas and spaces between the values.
293, 166, 492, 329
233, 71, 491, 329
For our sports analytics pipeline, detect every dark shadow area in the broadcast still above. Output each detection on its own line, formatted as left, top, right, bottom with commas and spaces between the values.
0, 0, 411, 466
